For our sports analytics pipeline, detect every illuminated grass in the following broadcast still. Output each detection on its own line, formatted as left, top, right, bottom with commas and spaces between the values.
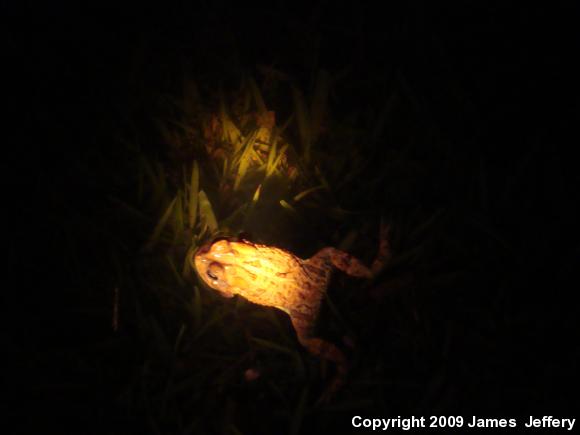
74, 55, 524, 435
26, 4, 568, 434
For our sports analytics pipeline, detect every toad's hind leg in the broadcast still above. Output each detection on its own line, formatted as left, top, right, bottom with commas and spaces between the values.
290, 312, 348, 403
309, 221, 391, 278
310, 247, 374, 279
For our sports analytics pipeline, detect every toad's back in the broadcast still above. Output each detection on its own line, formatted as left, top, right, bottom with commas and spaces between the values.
196, 239, 330, 316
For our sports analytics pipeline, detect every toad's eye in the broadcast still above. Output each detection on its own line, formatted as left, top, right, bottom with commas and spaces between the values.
207, 262, 223, 281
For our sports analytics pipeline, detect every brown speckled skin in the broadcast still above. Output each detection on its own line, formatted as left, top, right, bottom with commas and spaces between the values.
193, 224, 390, 401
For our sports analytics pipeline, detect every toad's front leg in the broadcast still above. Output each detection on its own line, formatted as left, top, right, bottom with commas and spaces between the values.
290, 311, 348, 403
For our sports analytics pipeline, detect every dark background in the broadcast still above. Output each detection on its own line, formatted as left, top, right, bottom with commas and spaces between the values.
4, 1, 579, 434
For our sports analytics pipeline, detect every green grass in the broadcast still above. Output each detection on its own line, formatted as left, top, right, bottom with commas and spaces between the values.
29, 36, 570, 435
12, 4, 577, 434
107, 70, 421, 433
30, 58, 528, 434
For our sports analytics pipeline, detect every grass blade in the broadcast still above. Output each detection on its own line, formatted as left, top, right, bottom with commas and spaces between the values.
192, 285, 202, 330
182, 244, 196, 278
198, 190, 218, 233
223, 117, 243, 151
166, 254, 185, 286
252, 184, 262, 203
219, 91, 243, 150
268, 143, 288, 177
107, 195, 149, 220
314, 165, 330, 190
279, 200, 297, 213
293, 185, 325, 202
193, 308, 226, 340
188, 161, 199, 229
289, 386, 309, 435
173, 323, 187, 353
219, 202, 250, 229
248, 76, 267, 113
310, 69, 329, 145
221, 157, 230, 182
292, 86, 311, 163
266, 137, 278, 176
338, 229, 359, 251
172, 190, 185, 243
250, 337, 295, 356
233, 130, 258, 190
144, 196, 177, 251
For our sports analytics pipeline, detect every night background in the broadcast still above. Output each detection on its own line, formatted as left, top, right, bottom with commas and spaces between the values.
4, 2, 579, 434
